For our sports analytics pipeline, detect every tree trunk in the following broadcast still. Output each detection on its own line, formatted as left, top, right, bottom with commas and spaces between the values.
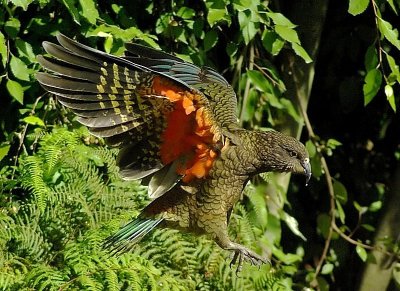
266, 0, 329, 212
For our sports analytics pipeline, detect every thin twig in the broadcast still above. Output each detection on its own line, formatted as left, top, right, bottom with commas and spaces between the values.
239, 43, 254, 122
11, 94, 44, 179
293, 62, 399, 286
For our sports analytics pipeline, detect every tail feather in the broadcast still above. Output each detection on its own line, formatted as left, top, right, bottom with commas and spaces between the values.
103, 217, 163, 254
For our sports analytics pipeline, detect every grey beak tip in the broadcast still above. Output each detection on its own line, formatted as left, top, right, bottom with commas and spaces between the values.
303, 159, 312, 186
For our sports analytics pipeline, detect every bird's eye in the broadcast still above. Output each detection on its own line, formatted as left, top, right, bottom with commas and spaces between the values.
289, 151, 297, 158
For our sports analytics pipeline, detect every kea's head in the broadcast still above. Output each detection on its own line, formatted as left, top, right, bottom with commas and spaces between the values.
255, 130, 311, 185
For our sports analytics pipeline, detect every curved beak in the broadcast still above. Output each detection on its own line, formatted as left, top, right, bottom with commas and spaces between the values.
302, 158, 312, 186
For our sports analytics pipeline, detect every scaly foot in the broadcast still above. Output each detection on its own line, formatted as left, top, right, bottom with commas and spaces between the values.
228, 243, 270, 273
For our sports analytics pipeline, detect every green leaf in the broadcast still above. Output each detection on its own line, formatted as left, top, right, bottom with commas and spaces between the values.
266, 12, 296, 28
363, 68, 382, 106
226, 42, 237, 58
333, 180, 348, 204
0, 144, 10, 162
176, 6, 195, 19
275, 25, 300, 44
364, 45, 378, 71
348, 0, 369, 16
6, 79, 24, 104
233, 0, 260, 12
242, 88, 258, 122
247, 70, 271, 93
368, 201, 382, 212
282, 212, 306, 241
62, 0, 81, 24
280, 98, 301, 121
4, 18, 21, 38
356, 245, 367, 262
317, 213, 331, 239
79, 0, 99, 24
321, 263, 334, 275
361, 224, 375, 232
206, 0, 231, 27
306, 140, 316, 158
23, 116, 45, 127
291, 43, 313, 63
310, 154, 322, 178
204, 30, 218, 52
15, 39, 36, 63
336, 200, 346, 224
10, 55, 30, 81
385, 84, 396, 112
377, 18, 400, 51
238, 10, 258, 44
193, 19, 204, 38
327, 138, 342, 150
386, 53, 400, 83
10, 0, 33, 10
262, 30, 284, 56
354, 201, 368, 214
0, 32, 7, 68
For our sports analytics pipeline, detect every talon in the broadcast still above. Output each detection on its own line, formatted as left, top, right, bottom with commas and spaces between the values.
230, 251, 239, 268
228, 243, 270, 274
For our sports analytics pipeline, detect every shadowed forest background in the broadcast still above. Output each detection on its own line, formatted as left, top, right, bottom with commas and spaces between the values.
0, 0, 399, 290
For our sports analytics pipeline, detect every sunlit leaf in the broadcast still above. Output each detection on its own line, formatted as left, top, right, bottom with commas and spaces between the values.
6, 79, 24, 104
275, 25, 300, 44
206, 0, 231, 27
282, 212, 306, 241
0, 145, 10, 162
368, 201, 382, 212
354, 201, 368, 214
238, 10, 258, 44
262, 30, 284, 56
321, 263, 334, 275
348, 0, 369, 16
386, 53, 400, 83
327, 138, 342, 149
0, 32, 7, 68
176, 6, 195, 19
10, 55, 30, 81
10, 0, 33, 10
291, 43, 312, 63
363, 68, 382, 106
336, 200, 346, 224
62, 0, 81, 25
266, 12, 296, 28
23, 116, 45, 127
79, 0, 99, 25
4, 18, 21, 38
356, 245, 367, 262
377, 18, 400, 50
384, 84, 396, 112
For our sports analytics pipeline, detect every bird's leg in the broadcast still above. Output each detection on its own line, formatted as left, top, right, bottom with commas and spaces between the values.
215, 229, 269, 271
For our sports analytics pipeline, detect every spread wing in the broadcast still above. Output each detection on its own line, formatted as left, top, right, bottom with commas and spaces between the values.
124, 43, 239, 129
36, 34, 227, 198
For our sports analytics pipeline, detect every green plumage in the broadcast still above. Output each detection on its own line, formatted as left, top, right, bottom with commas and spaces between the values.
37, 34, 311, 267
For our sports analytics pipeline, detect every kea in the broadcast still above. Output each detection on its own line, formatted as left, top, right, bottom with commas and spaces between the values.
36, 34, 311, 266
